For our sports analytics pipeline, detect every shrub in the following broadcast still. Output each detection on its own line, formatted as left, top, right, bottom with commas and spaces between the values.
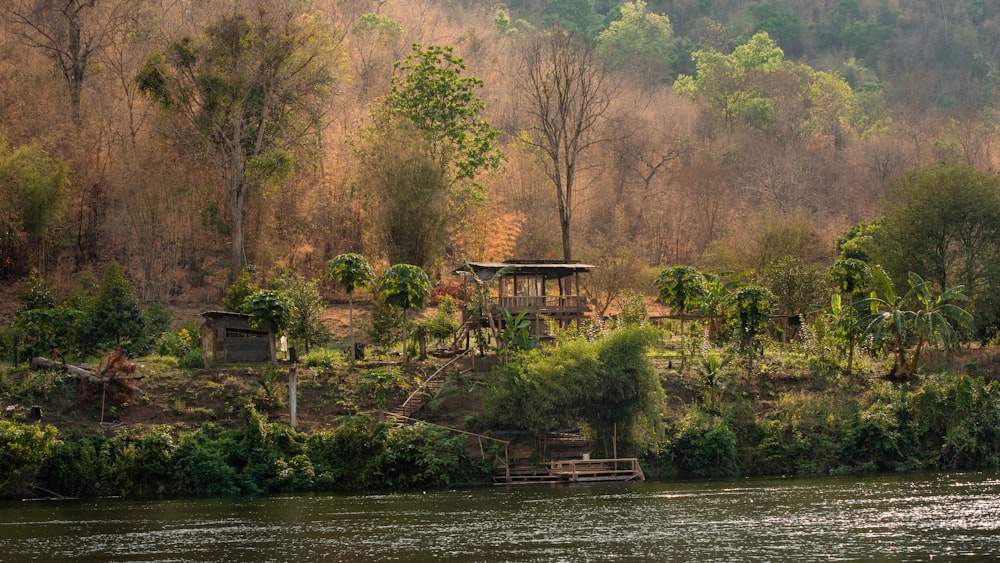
0, 420, 61, 498
169, 424, 240, 496
670, 411, 738, 478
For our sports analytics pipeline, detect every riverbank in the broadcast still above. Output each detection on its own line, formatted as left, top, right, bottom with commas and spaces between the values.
4, 340, 1000, 499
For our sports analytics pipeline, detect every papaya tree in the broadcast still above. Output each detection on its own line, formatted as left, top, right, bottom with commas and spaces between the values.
327, 253, 375, 366
655, 266, 706, 369
243, 290, 291, 365
376, 264, 431, 364
726, 285, 774, 377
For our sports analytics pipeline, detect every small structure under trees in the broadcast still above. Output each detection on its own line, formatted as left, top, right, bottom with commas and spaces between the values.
454, 260, 593, 339
200, 311, 271, 365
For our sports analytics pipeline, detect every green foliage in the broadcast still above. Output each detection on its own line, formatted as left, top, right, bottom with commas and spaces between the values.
327, 254, 375, 295
858, 269, 974, 376
497, 308, 535, 362
367, 296, 404, 355
0, 420, 61, 497
224, 270, 259, 312
386, 44, 503, 182
301, 348, 347, 374
835, 220, 882, 261
486, 326, 664, 456
541, 0, 601, 38
376, 264, 430, 362
358, 367, 406, 410
377, 264, 431, 312
327, 253, 375, 365
12, 307, 83, 361
169, 424, 240, 496
616, 289, 649, 327
423, 296, 461, 347
19, 268, 54, 310
726, 285, 774, 373
87, 260, 146, 353
596, 0, 676, 80
362, 44, 501, 269
380, 423, 470, 488
670, 411, 738, 478
655, 266, 707, 314
243, 290, 291, 333
272, 269, 328, 353
760, 256, 825, 320
0, 136, 69, 274
307, 415, 391, 490
655, 265, 707, 367
871, 163, 1000, 338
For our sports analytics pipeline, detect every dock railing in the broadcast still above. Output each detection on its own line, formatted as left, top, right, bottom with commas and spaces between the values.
546, 458, 645, 483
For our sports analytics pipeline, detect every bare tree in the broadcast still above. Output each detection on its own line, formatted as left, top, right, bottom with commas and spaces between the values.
517, 29, 611, 261
1, 0, 140, 127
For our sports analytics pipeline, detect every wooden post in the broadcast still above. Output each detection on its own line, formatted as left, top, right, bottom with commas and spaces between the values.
288, 347, 298, 428
613, 422, 618, 461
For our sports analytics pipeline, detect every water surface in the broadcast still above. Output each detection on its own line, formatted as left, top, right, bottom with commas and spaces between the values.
1, 472, 998, 562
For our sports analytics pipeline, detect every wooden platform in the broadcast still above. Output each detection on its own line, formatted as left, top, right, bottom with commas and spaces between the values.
496, 458, 645, 484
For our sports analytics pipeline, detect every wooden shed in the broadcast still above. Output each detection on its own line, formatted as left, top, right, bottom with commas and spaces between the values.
200, 311, 270, 366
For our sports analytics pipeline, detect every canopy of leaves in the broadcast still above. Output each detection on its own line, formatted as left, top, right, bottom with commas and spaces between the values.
88, 260, 145, 351
674, 32, 872, 137
871, 163, 1000, 335
243, 290, 291, 333
327, 253, 375, 294
596, 0, 675, 79
486, 326, 664, 456
382, 44, 503, 182
376, 264, 431, 311
655, 266, 707, 315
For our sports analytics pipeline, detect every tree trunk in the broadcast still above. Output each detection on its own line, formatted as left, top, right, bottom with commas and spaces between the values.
348, 292, 356, 368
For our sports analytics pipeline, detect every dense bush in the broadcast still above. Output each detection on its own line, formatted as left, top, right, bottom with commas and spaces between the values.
2, 408, 484, 500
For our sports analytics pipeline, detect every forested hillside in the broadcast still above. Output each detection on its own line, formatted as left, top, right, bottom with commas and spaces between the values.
1, 0, 998, 334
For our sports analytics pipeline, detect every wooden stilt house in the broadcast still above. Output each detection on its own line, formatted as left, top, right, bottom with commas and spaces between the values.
454, 260, 593, 338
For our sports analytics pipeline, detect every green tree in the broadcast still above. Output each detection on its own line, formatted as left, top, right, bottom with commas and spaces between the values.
376, 264, 431, 363
273, 270, 326, 355
0, 136, 69, 276
871, 164, 1000, 338
359, 44, 502, 270
759, 256, 825, 343
596, 0, 675, 81
588, 325, 664, 456
136, 3, 338, 279
674, 32, 865, 138
485, 326, 663, 456
243, 290, 291, 365
541, 0, 601, 39
726, 285, 774, 377
327, 253, 375, 366
655, 266, 707, 369
747, 0, 803, 56
88, 260, 145, 353
828, 258, 872, 375
223, 270, 260, 313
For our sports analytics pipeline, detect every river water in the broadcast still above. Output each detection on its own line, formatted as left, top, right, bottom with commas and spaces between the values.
1, 471, 999, 562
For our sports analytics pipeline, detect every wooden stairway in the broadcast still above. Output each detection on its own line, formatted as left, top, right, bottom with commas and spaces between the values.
388, 351, 470, 419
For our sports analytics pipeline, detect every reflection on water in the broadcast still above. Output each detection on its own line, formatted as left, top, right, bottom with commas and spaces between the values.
1, 472, 999, 562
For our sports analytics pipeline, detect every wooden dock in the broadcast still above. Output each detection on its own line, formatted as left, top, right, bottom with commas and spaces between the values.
496, 457, 645, 484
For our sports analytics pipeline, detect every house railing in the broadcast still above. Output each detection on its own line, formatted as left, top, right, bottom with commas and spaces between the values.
495, 295, 587, 313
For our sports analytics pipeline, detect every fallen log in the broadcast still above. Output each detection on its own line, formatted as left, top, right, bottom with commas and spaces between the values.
30, 356, 145, 396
